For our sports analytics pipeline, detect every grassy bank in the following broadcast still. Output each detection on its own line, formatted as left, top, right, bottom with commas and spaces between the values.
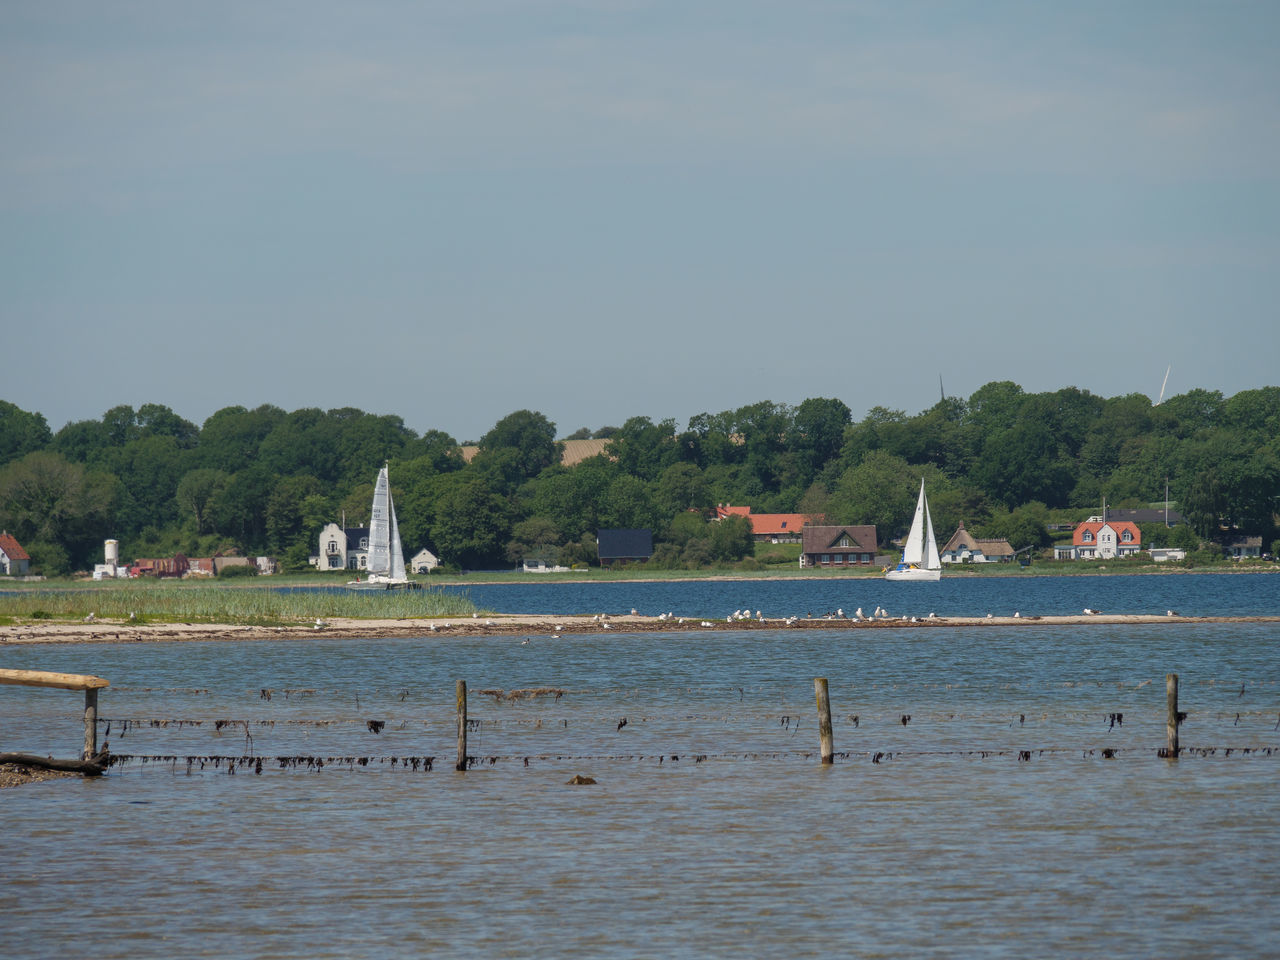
0, 580, 477, 626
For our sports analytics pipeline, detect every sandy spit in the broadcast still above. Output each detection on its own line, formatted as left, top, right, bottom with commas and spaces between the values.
3, 612, 1278, 645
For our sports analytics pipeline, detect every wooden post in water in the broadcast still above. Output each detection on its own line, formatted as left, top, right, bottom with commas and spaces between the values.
83, 688, 99, 760
1165, 672, 1179, 759
455, 680, 468, 771
815, 678, 834, 764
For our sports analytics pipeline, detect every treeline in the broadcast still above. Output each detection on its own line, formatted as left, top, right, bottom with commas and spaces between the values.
1, 382, 1278, 575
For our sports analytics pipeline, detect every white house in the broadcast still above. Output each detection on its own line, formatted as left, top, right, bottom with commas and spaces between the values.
0, 531, 30, 576
1055, 518, 1142, 560
314, 522, 370, 571
1149, 547, 1187, 563
410, 548, 439, 574
939, 522, 1014, 564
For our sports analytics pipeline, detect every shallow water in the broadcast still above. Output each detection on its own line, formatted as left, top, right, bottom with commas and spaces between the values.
2, 579, 1279, 959
440, 569, 1280, 618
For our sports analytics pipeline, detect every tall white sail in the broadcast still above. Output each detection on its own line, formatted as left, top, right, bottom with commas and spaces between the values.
387, 483, 406, 582
366, 464, 406, 581
923, 496, 940, 570
902, 480, 928, 565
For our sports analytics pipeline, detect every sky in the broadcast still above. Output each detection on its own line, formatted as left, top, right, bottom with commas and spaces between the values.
2, 1, 1278, 443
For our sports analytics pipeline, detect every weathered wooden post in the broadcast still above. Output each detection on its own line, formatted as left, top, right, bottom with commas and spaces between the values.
0, 669, 110, 768
83, 688, 99, 759
1165, 672, 1179, 759
815, 678, 834, 764
455, 679, 468, 771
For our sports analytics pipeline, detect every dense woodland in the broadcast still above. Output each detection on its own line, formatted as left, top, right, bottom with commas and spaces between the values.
1, 382, 1278, 576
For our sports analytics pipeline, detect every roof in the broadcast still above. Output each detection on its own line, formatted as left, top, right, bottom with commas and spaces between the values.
0, 531, 29, 561
1073, 520, 1141, 545
800, 525, 878, 553
941, 521, 1014, 557
344, 527, 371, 550
596, 528, 654, 559
715, 505, 753, 519
749, 513, 815, 536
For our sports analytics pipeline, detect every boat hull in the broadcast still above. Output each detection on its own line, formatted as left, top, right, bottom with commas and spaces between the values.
885, 566, 942, 582
346, 578, 421, 591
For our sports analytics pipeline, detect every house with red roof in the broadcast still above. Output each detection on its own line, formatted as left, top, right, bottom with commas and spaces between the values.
1053, 516, 1142, 560
0, 531, 31, 576
714, 505, 821, 543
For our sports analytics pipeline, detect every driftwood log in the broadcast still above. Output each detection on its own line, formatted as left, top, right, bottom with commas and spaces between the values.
0, 749, 110, 776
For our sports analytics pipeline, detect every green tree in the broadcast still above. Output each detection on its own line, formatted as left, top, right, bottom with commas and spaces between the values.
605, 416, 678, 481
0, 401, 52, 467
431, 477, 515, 568
505, 516, 561, 564
828, 450, 937, 545
655, 462, 710, 518
175, 468, 231, 534
0, 451, 116, 567
477, 410, 560, 482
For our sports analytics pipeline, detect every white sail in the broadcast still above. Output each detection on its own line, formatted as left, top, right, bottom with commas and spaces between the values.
923, 496, 940, 570
902, 480, 928, 565
886, 478, 941, 581
365, 464, 407, 582
387, 483, 406, 582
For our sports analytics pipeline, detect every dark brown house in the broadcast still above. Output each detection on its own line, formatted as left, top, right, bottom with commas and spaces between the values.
799, 525, 878, 569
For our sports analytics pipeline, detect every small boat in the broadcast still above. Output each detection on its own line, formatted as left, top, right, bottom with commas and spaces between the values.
885, 479, 942, 582
348, 464, 418, 590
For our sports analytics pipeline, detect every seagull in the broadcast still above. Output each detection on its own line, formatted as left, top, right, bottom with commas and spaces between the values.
837, 608, 844, 618
1014, 611, 1021, 618
84, 613, 96, 622
1167, 610, 1179, 617
855, 608, 864, 619
1084, 608, 1101, 616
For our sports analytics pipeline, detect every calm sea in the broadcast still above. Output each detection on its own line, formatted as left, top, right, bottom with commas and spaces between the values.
2, 573, 1278, 959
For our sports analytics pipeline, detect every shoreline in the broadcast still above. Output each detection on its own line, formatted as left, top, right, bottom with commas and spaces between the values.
4, 612, 1279, 645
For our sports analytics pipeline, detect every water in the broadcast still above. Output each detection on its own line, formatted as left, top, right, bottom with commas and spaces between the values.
2, 575, 1279, 959
440, 569, 1280, 618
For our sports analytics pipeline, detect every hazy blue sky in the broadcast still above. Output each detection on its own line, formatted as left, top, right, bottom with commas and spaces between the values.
3, 1, 1277, 442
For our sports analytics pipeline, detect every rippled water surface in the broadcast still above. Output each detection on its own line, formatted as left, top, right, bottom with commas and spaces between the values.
3, 576, 1279, 959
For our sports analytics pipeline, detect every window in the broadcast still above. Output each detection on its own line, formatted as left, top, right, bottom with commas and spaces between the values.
1082, 531, 1094, 543
1122, 531, 1133, 542
833, 554, 843, 564
327, 539, 339, 554
821, 554, 830, 563
838, 536, 851, 547
360, 537, 369, 549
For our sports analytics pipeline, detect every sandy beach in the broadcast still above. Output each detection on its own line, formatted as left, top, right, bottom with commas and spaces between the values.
4, 611, 1278, 644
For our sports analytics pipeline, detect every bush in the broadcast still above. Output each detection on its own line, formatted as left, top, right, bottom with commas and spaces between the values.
736, 556, 763, 571
758, 550, 793, 566
216, 563, 257, 579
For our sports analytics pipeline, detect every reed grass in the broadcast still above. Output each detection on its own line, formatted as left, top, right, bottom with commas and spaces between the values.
0, 582, 477, 625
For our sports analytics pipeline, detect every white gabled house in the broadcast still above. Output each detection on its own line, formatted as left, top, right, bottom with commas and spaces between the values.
1054, 517, 1142, 560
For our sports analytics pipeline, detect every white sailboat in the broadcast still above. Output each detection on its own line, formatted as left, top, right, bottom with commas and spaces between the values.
885, 479, 942, 582
348, 464, 413, 589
